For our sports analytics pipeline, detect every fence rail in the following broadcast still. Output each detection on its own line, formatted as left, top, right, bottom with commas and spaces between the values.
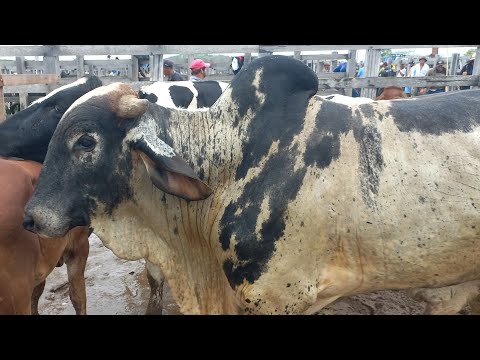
1, 45, 480, 117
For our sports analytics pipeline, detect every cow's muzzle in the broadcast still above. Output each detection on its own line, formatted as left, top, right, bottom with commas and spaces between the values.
22, 210, 90, 238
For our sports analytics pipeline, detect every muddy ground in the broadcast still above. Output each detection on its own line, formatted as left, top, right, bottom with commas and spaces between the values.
39, 234, 452, 315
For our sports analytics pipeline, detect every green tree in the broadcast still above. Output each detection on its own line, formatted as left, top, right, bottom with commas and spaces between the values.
381, 49, 392, 58
465, 48, 476, 57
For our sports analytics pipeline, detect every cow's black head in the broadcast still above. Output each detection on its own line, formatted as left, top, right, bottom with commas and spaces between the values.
0, 75, 102, 163
24, 82, 212, 238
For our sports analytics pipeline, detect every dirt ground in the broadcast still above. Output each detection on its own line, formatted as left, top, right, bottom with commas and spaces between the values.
38, 234, 449, 315
38, 234, 181, 315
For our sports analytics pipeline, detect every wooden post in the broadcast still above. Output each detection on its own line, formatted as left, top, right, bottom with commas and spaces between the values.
187, 55, 194, 79
471, 46, 480, 89
76, 56, 85, 78
449, 53, 460, 75
317, 61, 323, 75
448, 53, 460, 91
345, 50, 357, 97
16, 56, 28, 109
150, 54, 163, 82
149, 55, 154, 80
131, 56, 139, 81
362, 48, 381, 99
44, 56, 59, 75
19, 92, 28, 110
0, 75, 5, 121
331, 51, 339, 71
15, 56, 25, 74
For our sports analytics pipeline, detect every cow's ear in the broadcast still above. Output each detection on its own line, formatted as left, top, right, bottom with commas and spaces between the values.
131, 137, 212, 201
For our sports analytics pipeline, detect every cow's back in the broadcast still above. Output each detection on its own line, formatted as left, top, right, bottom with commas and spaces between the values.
220, 92, 480, 313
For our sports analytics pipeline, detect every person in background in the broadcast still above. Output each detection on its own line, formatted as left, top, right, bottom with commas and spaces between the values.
396, 62, 407, 78
410, 56, 430, 96
458, 54, 475, 90
377, 62, 395, 97
189, 59, 210, 81
333, 61, 347, 73
163, 59, 184, 81
426, 60, 447, 94
404, 60, 415, 97
394, 61, 407, 93
354, 62, 365, 97
357, 62, 365, 78
378, 62, 394, 77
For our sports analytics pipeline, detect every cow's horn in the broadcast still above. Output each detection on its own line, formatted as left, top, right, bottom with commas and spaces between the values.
118, 94, 149, 119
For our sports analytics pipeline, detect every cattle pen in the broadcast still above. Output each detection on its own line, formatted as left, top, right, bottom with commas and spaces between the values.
1, 45, 480, 120
3, 45, 480, 315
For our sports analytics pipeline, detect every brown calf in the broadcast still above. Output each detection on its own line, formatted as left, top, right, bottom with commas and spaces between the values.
375, 86, 406, 100
0, 158, 90, 315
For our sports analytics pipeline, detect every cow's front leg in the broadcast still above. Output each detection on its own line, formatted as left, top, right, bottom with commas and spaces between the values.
145, 260, 165, 315
65, 229, 90, 315
31, 280, 46, 315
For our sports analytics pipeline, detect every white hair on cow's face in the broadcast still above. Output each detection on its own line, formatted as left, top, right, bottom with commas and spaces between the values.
30, 76, 89, 106
123, 113, 176, 158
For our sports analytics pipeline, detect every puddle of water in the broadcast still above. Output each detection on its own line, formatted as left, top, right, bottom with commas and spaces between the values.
38, 234, 181, 315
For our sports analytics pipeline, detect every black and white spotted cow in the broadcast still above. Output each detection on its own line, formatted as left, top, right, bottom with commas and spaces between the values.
231, 56, 245, 75
139, 80, 229, 109
24, 55, 480, 314
0, 75, 102, 163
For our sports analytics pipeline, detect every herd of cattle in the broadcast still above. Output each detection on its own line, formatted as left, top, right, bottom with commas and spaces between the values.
1, 55, 480, 315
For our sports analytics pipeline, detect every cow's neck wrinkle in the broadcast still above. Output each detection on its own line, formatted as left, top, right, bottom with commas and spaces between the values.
140, 98, 257, 313
92, 163, 240, 314
95, 103, 247, 313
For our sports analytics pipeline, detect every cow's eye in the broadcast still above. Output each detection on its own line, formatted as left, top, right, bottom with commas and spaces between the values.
54, 104, 65, 113
74, 135, 96, 152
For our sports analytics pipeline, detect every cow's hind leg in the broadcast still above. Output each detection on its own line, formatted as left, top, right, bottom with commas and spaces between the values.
303, 295, 342, 315
31, 280, 46, 315
408, 280, 480, 315
145, 261, 164, 315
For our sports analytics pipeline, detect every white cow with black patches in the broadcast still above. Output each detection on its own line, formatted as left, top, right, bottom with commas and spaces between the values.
25, 56, 480, 314
139, 80, 229, 109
